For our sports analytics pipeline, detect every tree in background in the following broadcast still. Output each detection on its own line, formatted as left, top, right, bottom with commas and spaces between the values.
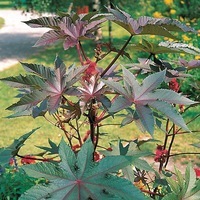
11, 0, 200, 24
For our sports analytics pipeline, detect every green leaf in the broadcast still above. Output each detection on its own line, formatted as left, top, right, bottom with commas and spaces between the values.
77, 139, 94, 179
135, 104, 154, 135
122, 165, 135, 183
132, 158, 154, 172
191, 142, 200, 148
103, 79, 128, 97
150, 89, 196, 105
101, 141, 153, 172
0, 148, 13, 167
21, 62, 54, 83
149, 100, 189, 131
36, 138, 59, 155
0, 74, 45, 89
122, 67, 140, 96
58, 138, 76, 179
166, 177, 181, 194
185, 163, 197, 195
162, 193, 178, 200
22, 162, 66, 180
184, 179, 200, 200
108, 96, 131, 113
21, 139, 147, 200
107, 7, 196, 39
165, 163, 200, 200
159, 41, 200, 55
0, 128, 38, 166
137, 70, 165, 99
7, 90, 46, 114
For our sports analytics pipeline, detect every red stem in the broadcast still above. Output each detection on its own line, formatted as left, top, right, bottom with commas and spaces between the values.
101, 35, 133, 77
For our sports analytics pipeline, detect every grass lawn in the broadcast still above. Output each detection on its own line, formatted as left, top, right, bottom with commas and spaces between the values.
0, 22, 199, 167
0, 16, 4, 28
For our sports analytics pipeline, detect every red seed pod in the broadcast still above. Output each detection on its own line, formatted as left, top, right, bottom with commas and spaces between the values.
21, 155, 36, 165
169, 78, 180, 92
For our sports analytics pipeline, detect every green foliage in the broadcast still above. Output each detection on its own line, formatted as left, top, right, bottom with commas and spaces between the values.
20, 139, 148, 200
130, 39, 200, 55
0, 17, 5, 29
0, 167, 37, 200
0, 128, 38, 167
12, 0, 71, 13
163, 164, 200, 199
103, 68, 195, 134
0, 0, 13, 9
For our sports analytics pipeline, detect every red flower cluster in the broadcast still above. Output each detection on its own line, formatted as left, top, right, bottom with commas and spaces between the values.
106, 147, 113, 151
154, 145, 168, 163
72, 144, 80, 152
9, 158, 15, 166
179, 104, 185, 113
21, 155, 36, 165
194, 168, 200, 178
82, 59, 99, 82
94, 152, 101, 162
169, 78, 180, 92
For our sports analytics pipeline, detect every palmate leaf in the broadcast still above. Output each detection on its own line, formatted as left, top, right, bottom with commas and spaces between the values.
24, 13, 106, 49
104, 68, 196, 134
0, 128, 38, 167
20, 139, 148, 200
4, 56, 85, 116
107, 6, 196, 39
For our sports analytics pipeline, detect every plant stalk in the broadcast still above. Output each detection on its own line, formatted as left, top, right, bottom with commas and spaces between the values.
101, 35, 133, 77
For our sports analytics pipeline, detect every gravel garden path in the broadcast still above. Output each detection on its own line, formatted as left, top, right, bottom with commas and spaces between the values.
0, 9, 49, 71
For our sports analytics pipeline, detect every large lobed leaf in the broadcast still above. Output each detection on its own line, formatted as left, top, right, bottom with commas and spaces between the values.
107, 6, 196, 39
24, 13, 106, 49
20, 139, 149, 200
2, 56, 85, 116
103, 68, 196, 135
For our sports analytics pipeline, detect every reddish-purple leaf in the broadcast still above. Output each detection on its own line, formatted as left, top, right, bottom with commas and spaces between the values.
34, 30, 64, 47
